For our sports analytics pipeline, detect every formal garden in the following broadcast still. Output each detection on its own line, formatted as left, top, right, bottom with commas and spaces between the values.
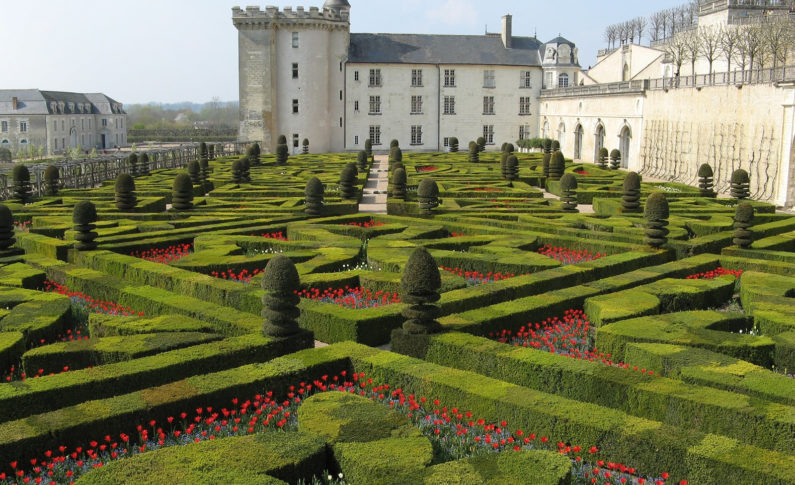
0, 139, 792, 485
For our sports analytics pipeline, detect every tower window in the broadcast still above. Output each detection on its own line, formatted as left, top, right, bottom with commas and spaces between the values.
483, 70, 495, 88
444, 69, 455, 87
354, 100, 359, 111
411, 69, 423, 87
354, 71, 359, 81
521, 71, 532, 88
292, 32, 299, 48
292, 99, 299, 114
482, 96, 495, 115
293, 134, 299, 148
519, 97, 531, 115
369, 69, 382, 87
482, 125, 494, 145
292, 63, 299, 79
411, 125, 423, 145
558, 73, 569, 88
411, 95, 422, 114
369, 125, 381, 145
369, 96, 381, 114
443, 96, 455, 115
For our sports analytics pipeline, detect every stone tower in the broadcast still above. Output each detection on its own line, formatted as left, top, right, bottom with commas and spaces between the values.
232, 2, 350, 153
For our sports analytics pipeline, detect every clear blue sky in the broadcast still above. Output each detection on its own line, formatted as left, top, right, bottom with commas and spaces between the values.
0, 0, 686, 105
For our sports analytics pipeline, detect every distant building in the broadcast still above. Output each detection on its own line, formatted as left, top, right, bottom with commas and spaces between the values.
0, 90, 127, 156
232, 1, 580, 153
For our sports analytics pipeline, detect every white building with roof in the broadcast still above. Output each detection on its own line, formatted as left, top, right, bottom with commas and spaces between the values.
0, 90, 127, 156
232, 1, 580, 152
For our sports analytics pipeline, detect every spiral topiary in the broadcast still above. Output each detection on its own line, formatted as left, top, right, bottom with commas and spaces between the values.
364, 139, 373, 157
506, 155, 519, 186
733, 202, 754, 248
302, 138, 309, 155
400, 246, 442, 334
597, 147, 609, 169
0, 204, 16, 250
391, 167, 407, 199
114, 173, 137, 211
389, 146, 402, 164
698, 163, 715, 197
449, 137, 459, 153
551, 140, 560, 152
44, 165, 59, 196
73, 200, 98, 251
356, 150, 368, 171
476, 137, 486, 152
543, 139, 553, 154
339, 163, 359, 199
559, 173, 578, 212
644, 192, 669, 249
730, 168, 750, 200
128, 153, 139, 176
468, 142, 479, 163
305, 177, 324, 217
621, 172, 641, 213
548, 151, 564, 181
542, 153, 551, 178
231, 159, 244, 186
188, 160, 201, 185
276, 142, 289, 165
172, 173, 194, 211
609, 149, 621, 170
261, 255, 302, 338
138, 153, 150, 176
12, 164, 31, 204
417, 178, 439, 215
277, 135, 287, 146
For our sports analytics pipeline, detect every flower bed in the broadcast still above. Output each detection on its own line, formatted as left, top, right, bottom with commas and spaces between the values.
685, 267, 743, 280
295, 286, 400, 309
342, 220, 384, 228
250, 231, 288, 240
537, 244, 605, 265
44, 281, 143, 319
440, 266, 521, 285
210, 268, 262, 284
0, 371, 683, 485
130, 243, 193, 264
416, 166, 438, 173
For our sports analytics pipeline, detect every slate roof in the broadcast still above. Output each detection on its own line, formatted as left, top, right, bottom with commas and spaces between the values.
348, 33, 543, 66
0, 90, 125, 115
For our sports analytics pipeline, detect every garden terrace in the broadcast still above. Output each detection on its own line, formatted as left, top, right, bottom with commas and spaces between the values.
0, 148, 791, 485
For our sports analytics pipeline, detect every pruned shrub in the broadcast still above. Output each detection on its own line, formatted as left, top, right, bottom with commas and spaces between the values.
0, 148, 11, 163
73, 200, 98, 251
417, 178, 439, 214
172, 173, 194, 211
44, 165, 59, 196
391, 167, 407, 200
302, 138, 309, 155
506, 155, 519, 186
0, 204, 16, 251
644, 192, 669, 249
356, 150, 368, 171
247, 144, 261, 166
449, 137, 459, 153
128, 153, 139, 176
276, 142, 289, 165
543, 139, 553, 154
188, 160, 201, 185
240, 157, 251, 183
597, 147, 608, 169
733, 202, 754, 248
389, 146, 402, 163
390, 139, 399, 149
12, 164, 31, 203
730, 168, 750, 200
261, 255, 302, 338
542, 153, 551, 178
504, 143, 514, 153
548, 151, 564, 181
305, 177, 324, 217
551, 140, 560, 152
609, 149, 621, 170
231, 159, 244, 186
560, 173, 578, 212
622, 172, 641, 213
476, 137, 486, 152
698, 163, 714, 197
500, 152, 510, 180
114, 173, 137, 211
468, 142, 479, 163
339, 163, 359, 199
364, 139, 373, 157
400, 246, 442, 334
138, 153, 150, 176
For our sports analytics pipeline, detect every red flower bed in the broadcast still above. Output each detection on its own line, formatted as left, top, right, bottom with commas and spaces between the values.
537, 244, 605, 265
210, 269, 262, 284
342, 220, 384, 228
130, 243, 193, 264
14, 220, 31, 232
574, 170, 590, 175
471, 187, 503, 192
250, 231, 288, 240
449, 232, 468, 238
685, 267, 742, 280
416, 165, 438, 173
44, 281, 142, 318
295, 286, 400, 309
440, 266, 524, 285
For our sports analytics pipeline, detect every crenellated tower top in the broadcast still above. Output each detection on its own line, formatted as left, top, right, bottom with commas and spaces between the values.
232, 4, 350, 28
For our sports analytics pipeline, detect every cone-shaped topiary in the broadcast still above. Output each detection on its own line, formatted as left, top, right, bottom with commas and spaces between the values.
0, 204, 16, 250
400, 246, 442, 334
356, 150, 368, 171
240, 156, 251, 183
698, 163, 715, 196
139, 153, 150, 176
305, 177, 324, 217
114, 173, 137, 211
730, 168, 750, 200
644, 192, 669, 249
551, 140, 560, 152
364, 139, 373, 157
543, 139, 553, 154
548, 151, 564, 181
44, 165, 59, 196
389, 146, 402, 163
73, 200, 98, 251
199, 155, 210, 193
468, 142, 479, 163
560, 173, 578, 212
733, 202, 754, 248
247, 143, 261, 166
208, 144, 215, 160
597, 147, 609, 169
417, 178, 439, 214
390, 139, 399, 149
542, 153, 551, 178
302, 138, 309, 155
476, 137, 486, 152
500, 152, 510, 180
12, 164, 31, 203
277, 135, 287, 145
505, 155, 519, 186
622, 172, 641, 213
504, 143, 514, 153
261, 255, 302, 337
339, 163, 359, 199
276, 143, 289, 165
199, 142, 208, 171
231, 159, 244, 186
128, 153, 139, 176
188, 160, 201, 185
609, 149, 621, 170
449, 137, 459, 152
172, 173, 194, 211
391, 167, 407, 199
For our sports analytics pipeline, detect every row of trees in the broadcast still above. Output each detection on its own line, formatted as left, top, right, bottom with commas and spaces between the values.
604, 1, 699, 49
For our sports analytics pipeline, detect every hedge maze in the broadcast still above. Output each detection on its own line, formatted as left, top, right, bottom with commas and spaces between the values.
0, 145, 792, 485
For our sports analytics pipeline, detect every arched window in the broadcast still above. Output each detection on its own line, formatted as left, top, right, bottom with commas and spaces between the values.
542, 119, 550, 139
557, 122, 566, 150
594, 124, 605, 162
558, 73, 569, 88
619, 126, 632, 168
574, 124, 584, 160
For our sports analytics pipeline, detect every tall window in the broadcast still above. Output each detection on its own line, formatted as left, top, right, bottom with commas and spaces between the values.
369, 69, 381, 87
410, 95, 422, 114
369, 96, 381, 114
443, 137, 450, 147
293, 134, 299, 148
558, 73, 569, 88
483, 70, 495, 88
411, 125, 423, 145
354, 100, 359, 111
292, 32, 299, 48
483, 96, 495, 115
292, 99, 299, 114
482, 125, 494, 145
19, 121, 27, 133
369, 125, 381, 145
544, 72, 553, 89
81, 119, 85, 130
444, 69, 455, 87
292, 63, 299, 79
0, 121, 7, 133
411, 69, 423, 87
443, 96, 455, 115
519, 97, 531, 115
354, 71, 359, 81
102, 118, 107, 127
520, 71, 532, 88
519, 125, 531, 140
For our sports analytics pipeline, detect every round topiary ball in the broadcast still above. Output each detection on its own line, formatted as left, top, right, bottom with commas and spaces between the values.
73, 200, 98, 225
0, 204, 16, 250
559, 173, 578, 212
400, 246, 442, 334
476, 137, 486, 152
261, 255, 302, 337
449, 137, 459, 153
277, 135, 287, 146
698, 163, 715, 197
609, 149, 621, 170
390, 139, 399, 149
172, 173, 194, 211
622, 172, 642, 213
114, 173, 137, 211
389, 146, 403, 163
468, 142, 479, 163
551, 140, 560, 152
73, 200, 98, 250
504, 143, 514, 153
12, 164, 31, 203
417, 178, 439, 214
597, 147, 609, 168
730, 168, 750, 200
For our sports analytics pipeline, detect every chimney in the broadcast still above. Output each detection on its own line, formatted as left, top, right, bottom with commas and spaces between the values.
501, 14, 512, 48
11, 97, 18, 110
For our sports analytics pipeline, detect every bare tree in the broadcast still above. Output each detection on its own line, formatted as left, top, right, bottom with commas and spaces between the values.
665, 33, 689, 86
699, 25, 721, 81
635, 17, 647, 45
626, 20, 636, 44
720, 25, 740, 75
666, 8, 678, 38
682, 29, 701, 80
604, 25, 615, 49
649, 11, 665, 42
763, 16, 792, 70
737, 25, 764, 80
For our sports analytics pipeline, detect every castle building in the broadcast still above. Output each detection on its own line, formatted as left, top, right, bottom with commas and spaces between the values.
232, 1, 580, 153
0, 90, 127, 156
